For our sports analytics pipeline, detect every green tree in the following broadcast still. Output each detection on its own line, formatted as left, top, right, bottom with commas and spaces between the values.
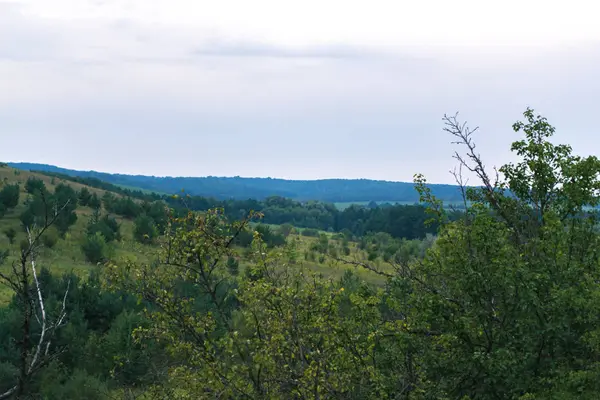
4, 228, 16, 245
81, 232, 109, 264
107, 210, 407, 399
226, 255, 239, 276
78, 187, 92, 207
88, 193, 101, 210
403, 109, 600, 398
0, 184, 20, 211
87, 212, 121, 243
133, 214, 158, 244
277, 223, 294, 237
52, 184, 78, 236
25, 177, 46, 196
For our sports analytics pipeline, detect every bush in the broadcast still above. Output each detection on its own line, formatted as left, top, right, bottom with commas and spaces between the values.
233, 228, 254, 247
0, 183, 20, 210
78, 187, 92, 207
81, 232, 109, 264
4, 227, 16, 244
301, 228, 319, 237
87, 214, 121, 243
255, 224, 286, 248
227, 256, 240, 276
277, 223, 295, 237
134, 214, 158, 244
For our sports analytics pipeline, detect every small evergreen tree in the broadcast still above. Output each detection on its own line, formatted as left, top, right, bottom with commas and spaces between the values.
81, 232, 109, 264
133, 214, 158, 244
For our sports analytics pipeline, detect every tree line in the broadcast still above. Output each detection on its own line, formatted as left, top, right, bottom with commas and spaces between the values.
32, 173, 463, 241
8, 163, 468, 203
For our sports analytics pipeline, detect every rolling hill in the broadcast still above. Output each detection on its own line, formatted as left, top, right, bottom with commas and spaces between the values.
8, 162, 467, 203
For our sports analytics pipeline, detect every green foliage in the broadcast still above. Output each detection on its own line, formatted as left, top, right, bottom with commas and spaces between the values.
0, 183, 19, 210
81, 232, 110, 264
254, 224, 286, 248
53, 183, 79, 236
87, 210, 121, 243
106, 211, 410, 399
301, 228, 320, 237
3, 227, 16, 245
277, 222, 295, 237
88, 192, 101, 210
78, 187, 92, 207
226, 256, 240, 276
3, 108, 599, 399
133, 214, 158, 244
25, 177, 47, 195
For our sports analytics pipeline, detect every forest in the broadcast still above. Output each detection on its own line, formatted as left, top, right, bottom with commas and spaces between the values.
1, 108, 600, 399
8, 163, 467, 204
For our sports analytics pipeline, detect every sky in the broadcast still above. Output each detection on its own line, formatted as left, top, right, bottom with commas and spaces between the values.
1, 0, 600, 183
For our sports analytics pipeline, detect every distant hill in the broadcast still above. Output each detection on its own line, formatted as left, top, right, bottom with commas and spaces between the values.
8, 163, 467, 203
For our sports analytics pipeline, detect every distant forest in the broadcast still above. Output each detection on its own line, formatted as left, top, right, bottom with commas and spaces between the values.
8, 163, 467, 203
17, 170, 463, 240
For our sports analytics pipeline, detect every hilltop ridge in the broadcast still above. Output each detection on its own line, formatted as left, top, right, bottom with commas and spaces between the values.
8, 162, 467, 203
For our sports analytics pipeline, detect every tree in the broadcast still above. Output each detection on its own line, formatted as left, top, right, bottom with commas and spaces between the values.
87, 212, 121, 243
4, 228, 16, 245
81, 232, 109, 264
0, 195, 71, 399
24, 178, 46, 196
78, 187, 92, 207
277, 223, 294, 237
133, 214, 158, 244
401, 109, 600, 398
52, 184, 78, 237
88, 193, 101, 210
107, 210, 407, 399
0, 184, 20, 211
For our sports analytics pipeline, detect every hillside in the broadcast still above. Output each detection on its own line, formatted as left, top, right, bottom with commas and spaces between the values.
0, 164, 400, 303
8, 162, 467, 203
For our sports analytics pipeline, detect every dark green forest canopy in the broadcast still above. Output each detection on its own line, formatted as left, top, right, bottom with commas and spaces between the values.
8, 162, 467, 203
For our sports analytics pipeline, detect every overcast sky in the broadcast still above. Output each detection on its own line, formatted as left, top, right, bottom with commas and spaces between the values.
1, 0, 599, 183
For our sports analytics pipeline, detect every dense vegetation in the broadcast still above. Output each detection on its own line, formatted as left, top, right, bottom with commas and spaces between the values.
14, 172, 458, 241
2, 108, 600, 398
8, 163, 467, 203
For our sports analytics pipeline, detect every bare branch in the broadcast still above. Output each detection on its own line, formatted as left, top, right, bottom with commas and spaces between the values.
332, 257, 394, 278
0, 385, 17, 400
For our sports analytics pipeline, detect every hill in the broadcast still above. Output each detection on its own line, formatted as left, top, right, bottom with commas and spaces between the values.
8, 162, 467, 203
0, 164, 411, 303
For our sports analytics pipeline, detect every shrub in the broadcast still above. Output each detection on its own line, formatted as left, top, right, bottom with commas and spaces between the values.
4, 227, 16, 245
277, 223, 295, 237
133, 214, 158, 244
255, 224, 286, 248
81, 232, 109, 264
301, 228, 319, 237
226, 256, 239, 276
0, 183, 20, 210
87, 214, 121, 243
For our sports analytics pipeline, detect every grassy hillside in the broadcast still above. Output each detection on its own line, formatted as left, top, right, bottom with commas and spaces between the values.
8, 162, 468, 203
0, 165, 393, 304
